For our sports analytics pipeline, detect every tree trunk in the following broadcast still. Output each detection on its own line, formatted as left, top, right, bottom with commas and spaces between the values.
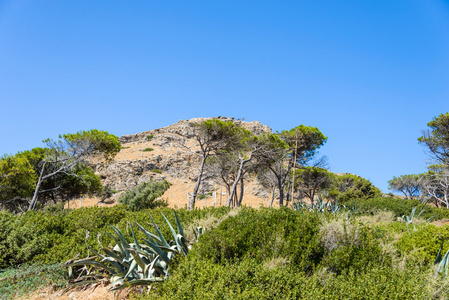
278, 176, 285, 206
238, 175, 244, 207
191, 155, 207, 210
28, 162, 47, 211
270, 188, 275, 207
226, 157, 250, 207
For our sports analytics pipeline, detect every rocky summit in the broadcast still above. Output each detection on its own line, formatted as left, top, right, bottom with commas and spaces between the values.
94, 117, 272, 208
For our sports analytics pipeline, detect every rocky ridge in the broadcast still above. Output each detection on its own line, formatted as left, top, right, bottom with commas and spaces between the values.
94, 117, 272, 207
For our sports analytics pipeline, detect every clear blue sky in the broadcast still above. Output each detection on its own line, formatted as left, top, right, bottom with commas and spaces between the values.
1, 0, 448, 192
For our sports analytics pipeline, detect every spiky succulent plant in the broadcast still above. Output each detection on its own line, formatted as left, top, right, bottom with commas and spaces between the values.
66, 210, 199, 290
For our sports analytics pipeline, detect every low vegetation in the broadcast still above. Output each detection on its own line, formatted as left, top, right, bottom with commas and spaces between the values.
118, 180, 171, 211
1, 198, 449, 299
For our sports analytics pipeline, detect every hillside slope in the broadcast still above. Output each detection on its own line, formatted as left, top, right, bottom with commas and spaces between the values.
92, 117, 273, 208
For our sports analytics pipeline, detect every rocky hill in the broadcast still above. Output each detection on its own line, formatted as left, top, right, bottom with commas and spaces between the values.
93, 117, 273, 208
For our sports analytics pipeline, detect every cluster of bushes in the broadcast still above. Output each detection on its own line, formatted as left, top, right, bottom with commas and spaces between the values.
4, 196, 449, 299
142, 207, 443, 299
0, 205, 231, 268
346, 197, 449, 220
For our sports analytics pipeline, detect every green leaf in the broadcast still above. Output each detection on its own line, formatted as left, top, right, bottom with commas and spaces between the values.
147, 212, 169, 248
173, 209, 184, 237
66, 260, 115, 274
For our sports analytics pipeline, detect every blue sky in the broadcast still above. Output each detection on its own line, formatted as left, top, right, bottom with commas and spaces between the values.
1, 0, 448, 192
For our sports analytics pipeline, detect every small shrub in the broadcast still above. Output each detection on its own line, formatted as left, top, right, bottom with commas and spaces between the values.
395, 224, 449, 264
151, 169, 162, 174
142, 148, 154, 152
347, 197, 449, 220
321, 221, 390, 274
197, 192, 212, 200
194, 207, 324, 271
118, 180, 170, 211
147, 135, 154, 140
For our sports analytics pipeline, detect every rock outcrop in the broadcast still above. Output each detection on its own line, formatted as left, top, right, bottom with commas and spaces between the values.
95, 117, 272, 196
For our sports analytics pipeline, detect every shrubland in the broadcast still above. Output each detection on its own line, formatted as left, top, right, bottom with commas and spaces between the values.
2, 197, 449, 299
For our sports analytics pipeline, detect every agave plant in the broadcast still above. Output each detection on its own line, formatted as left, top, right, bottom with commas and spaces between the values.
292, 197, 342, 214
66, 210, 197, 290
434, 243, 449, 279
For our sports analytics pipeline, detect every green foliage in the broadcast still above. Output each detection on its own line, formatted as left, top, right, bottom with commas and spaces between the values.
418, 112, 449, 166
330, 174, 382, 202
118, 180, 171, 211
142, 148, 154, 152
0, 206, 231, 269
194, 208, 324, 271
151, 169, 162, 174
0, 154, 36, 210
295, 167, 333, 201
388, 174, 421, 199
322, 223, 389, 274
142, 256, 432, 300
395, 224, 449, 265
147, 135, 154, 140
60, 129, 121, 162
348, 197, 449, 220
17, 149, 103, 206
0, 263, 67, 300
280, 125, 328, 165
66, 210, 191, 290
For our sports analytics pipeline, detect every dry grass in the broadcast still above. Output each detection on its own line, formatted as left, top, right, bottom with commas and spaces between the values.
184, 208, 241, 244
263, 257, 290, 270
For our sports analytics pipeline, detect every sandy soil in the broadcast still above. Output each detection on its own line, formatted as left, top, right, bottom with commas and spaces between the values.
20, 283, 132, 300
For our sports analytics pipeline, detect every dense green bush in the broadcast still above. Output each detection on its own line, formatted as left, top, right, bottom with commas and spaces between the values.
395, 224, 449, 264
322, 223, 390, 274
142, 256, 433, 300
347, 197, 449, 220
195, 207, 324, 272
330, 174, 382, 203
0, 205, 231, 268
118, 180, 170, 211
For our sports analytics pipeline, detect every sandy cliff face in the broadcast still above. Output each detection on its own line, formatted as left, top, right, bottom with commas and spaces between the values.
94, 117, 273, 208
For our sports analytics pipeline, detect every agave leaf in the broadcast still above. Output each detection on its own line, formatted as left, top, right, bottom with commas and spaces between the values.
105, 231, 128, 257
100, 257, 125, 273
145, 240, 171, 264
67, 260, 115, 274
438, 249, 449, 274
435, 244, 443, 265
408, 207, 417, 223
69, 279, 99, 287
127, 248, 147, 272
130, 224, 141, 251
127, 248, 160, 259
426, 215, 437, 222
147, 212, 170, 248
110, 225, 130, 249
176, 234, 189, 255
101, 248, 124, 262
193, 226, 198, 242
173, 209, 184, 237
162, 212, 178, 242
142, 239, 159, 252
88, 245, 105, 260
135, 222, 162, 244
124, 259, 138, 279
